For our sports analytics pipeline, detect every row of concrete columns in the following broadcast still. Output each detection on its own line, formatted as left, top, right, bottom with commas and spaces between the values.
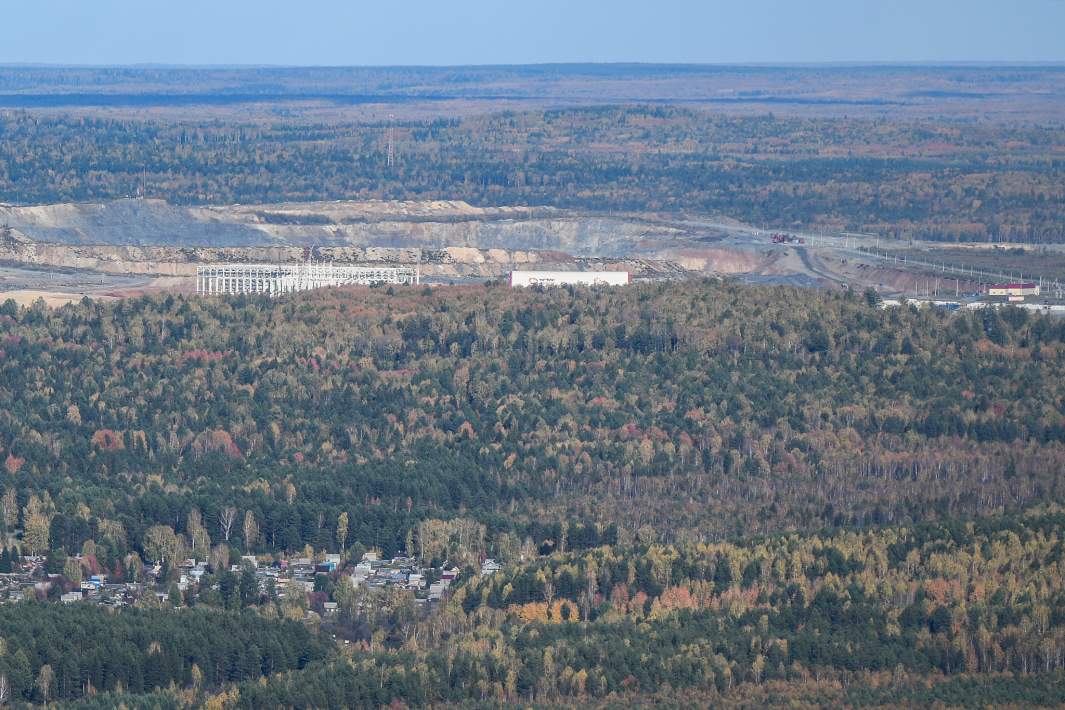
196, 264, 420, 296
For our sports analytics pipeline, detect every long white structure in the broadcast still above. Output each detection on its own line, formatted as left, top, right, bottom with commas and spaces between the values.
510, 270, 630, 287
197, 263, 420, 296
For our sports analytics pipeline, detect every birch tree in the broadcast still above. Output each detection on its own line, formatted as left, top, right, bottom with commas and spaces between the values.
336, 511, 349, 553
243, 510, 259, 551
219, 506, 237, 542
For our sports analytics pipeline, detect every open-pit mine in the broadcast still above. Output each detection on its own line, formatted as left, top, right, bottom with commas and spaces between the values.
0, 197, 996, 305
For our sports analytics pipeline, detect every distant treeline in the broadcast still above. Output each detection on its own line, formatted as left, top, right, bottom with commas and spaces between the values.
0, 106, 1061, 242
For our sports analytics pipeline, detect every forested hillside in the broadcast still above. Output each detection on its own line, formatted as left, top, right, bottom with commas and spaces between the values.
233, 511, 1065, 708
2, 282, 1065, 706
1, 283, 1064, 560
1, 106, 1062, 241
39, 511, 1065, 708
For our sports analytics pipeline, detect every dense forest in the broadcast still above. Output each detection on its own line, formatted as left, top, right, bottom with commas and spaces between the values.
2, 281, 1065, 706
11, 510, 1064, 708
230, 511, 1065, 708
1, 282, 1064, 558
0, 106, 1062, 242
2, 282, 1065, 554
0, 605, 326, 702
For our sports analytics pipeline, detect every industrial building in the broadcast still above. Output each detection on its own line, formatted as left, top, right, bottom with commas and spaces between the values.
987, 282, 1040, 301
196, 263, 420, 296
509, 270, 630, 287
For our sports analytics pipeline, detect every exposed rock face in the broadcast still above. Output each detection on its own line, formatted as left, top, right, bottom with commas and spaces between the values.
0, 199, 792, 284
0, 237, 691, 281
0, 198, 681, 255
0, 198, 709, 280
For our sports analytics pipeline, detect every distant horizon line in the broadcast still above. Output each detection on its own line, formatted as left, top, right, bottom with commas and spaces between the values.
0, 60, 1063, 70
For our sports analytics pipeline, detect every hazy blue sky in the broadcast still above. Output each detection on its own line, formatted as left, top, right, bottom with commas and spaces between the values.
4, 0, 1063, 65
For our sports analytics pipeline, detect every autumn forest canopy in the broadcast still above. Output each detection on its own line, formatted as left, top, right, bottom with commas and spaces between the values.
2, 58, 1065, 709
0, 105, 1063, 242
0, 281, 1064, 706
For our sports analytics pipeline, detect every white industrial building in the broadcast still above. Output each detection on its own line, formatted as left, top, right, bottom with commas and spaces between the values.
509, 270, 630, 287
197, 262, 420, 296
